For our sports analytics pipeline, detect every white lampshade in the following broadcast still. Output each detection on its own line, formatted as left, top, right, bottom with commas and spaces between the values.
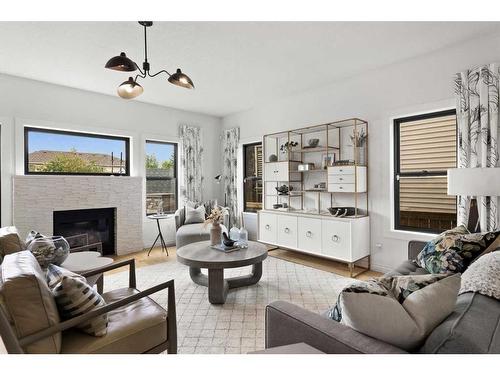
447, 168, 500, 196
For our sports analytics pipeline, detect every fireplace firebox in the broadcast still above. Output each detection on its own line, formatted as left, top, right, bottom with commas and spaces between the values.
53, 208, 116, 255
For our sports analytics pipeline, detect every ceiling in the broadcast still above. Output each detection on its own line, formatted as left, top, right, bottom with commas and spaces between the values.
0, 22, 499, 117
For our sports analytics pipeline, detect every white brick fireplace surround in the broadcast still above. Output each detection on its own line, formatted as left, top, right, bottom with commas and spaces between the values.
13, 175, 143, 255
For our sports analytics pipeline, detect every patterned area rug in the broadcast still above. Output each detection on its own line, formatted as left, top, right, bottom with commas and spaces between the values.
104, 256, 353, 354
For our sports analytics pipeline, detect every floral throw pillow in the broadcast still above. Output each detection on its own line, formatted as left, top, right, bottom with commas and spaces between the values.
416, 225, 500, 274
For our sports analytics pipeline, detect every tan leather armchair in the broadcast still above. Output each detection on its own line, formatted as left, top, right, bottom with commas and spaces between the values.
0, 251, 177, 354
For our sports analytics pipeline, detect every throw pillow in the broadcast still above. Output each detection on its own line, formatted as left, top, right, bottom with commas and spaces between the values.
46, 264, 86, 289
0, 227, 26, 259
52, 275, 108, 337
460, 251, 500, 300
327, 273, 461, 351
416, 225, 500, 273
184, 205, 206, 224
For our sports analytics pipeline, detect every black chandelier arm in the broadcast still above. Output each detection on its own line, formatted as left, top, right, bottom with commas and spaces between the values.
134, 63, 146, 77
147, 69, 172, 78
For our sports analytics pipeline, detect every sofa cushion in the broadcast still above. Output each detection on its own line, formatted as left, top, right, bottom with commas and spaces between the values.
421, 292, 500, 353
176, 223, 210, 248
327, 273, 461, 351
184, 205, 206, 224
0, 251, 61, 353
52, 274, 108, 337
416, 225, 500, 274
0, 227, 26, 261
61, 287, 168, 354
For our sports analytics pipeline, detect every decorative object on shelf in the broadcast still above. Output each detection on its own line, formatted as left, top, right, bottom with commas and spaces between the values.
105, 21, 194, 99
280, 141, 298, 154
275, 185, 292, 195
307, 138, 320, 148
322, 155, 333, 169
314, 182, 327, 189
204, 206, 229, 245
273, 203, 283, 209
334, 159, 355, 166
298, 163, 315, 171
268, 154, 278, 162
222, 232, 236, 247
282, 203, 288, 208
328, 207, 356, 217
350, 128, 367, 165
27, 235, 70, 268
238, 226, 249, 248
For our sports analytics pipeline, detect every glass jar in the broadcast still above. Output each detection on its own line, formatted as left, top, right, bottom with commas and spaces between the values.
27, 236, 70, 268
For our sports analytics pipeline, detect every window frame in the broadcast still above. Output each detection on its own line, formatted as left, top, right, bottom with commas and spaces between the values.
24, 127, 131, 176
243, 141, 263, 213
145, 140, 178, 215
393, 109, 457, 234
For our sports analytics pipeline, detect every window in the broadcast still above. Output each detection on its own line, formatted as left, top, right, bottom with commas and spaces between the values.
243, 142, 263, 212
394, 110, 457, 233
145, 141, 178, 215
25, 127, 130, 176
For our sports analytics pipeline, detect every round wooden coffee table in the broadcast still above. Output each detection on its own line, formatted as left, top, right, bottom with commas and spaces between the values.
176, 240, 268, 304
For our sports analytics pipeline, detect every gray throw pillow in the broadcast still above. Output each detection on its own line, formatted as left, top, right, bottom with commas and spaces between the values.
327, 273, 461, 351
184, 205, 206, 224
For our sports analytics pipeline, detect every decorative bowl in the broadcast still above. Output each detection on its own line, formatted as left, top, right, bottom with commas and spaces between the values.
308, 138, 320, 147
328, 207, 356, 217
273, 204, 283, 209
268, 154, 278, 162
27, 236, 70, 268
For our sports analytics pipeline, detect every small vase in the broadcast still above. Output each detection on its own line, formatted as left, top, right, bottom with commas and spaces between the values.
354, 146, 366, 165
210, 223, 222, 246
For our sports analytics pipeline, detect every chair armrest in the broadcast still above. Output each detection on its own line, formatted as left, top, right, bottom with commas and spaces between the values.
18, 279, 175, 349
80, 259, 136, 289
266, 301, 407, 354
408, 240, 427, 261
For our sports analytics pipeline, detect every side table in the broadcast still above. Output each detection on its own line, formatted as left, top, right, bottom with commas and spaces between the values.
147, 214, 173, 256
61, 251, 114, 293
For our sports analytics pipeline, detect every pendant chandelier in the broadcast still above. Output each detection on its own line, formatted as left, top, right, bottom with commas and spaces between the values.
105, 21, 194, 99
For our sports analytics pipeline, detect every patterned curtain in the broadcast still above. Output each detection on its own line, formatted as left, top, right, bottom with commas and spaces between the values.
454, 63, 500, 231
222, 127, 240, 226
179, 124, 204, 203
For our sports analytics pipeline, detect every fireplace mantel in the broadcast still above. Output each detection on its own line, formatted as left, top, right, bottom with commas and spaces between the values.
13, 175, 143, 255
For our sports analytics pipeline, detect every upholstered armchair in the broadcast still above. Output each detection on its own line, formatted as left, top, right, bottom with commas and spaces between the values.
174, 204, 229, 248
0, 251, 177, 354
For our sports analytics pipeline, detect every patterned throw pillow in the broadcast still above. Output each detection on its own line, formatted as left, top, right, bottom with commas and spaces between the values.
327, 273, 461, 351
416, 225, 500, 274
46, 264, 86, 289
52, 274, 108, 337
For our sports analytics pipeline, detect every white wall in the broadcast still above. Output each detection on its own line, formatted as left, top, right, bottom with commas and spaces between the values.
223, 31, 500, 272
0, 73, 223, 248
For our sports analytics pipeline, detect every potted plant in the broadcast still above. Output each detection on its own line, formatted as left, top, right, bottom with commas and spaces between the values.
204, 206, 229, 245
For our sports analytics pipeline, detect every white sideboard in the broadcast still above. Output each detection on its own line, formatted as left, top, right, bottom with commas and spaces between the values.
258, 210, 369, 275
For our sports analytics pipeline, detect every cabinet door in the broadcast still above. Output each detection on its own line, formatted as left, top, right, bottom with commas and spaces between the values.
265, 162, 289, 182
277, 215, 298, 248
259, 212, 277, 244
321, 220, 351, 261
298, 217, 322, 253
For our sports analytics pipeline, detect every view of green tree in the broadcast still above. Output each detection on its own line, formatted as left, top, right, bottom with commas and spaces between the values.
146, 153, 174, 170
145, 154, 159, 169
40, 153, 105, 173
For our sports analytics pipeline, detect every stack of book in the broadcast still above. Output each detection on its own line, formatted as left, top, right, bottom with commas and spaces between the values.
210, 243, 241, 253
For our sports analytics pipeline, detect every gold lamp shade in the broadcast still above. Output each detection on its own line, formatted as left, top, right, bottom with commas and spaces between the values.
105, 52, 137, 72
168, 68, 194, 89
117, 77, 144, 99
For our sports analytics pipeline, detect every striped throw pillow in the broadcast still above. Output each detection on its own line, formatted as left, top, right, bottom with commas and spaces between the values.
52, 276, 108, 337
46, 264, 86, 289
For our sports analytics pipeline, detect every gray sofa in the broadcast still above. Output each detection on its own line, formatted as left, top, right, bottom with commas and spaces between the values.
265, 240, 500, 354
174, 206, 229, 249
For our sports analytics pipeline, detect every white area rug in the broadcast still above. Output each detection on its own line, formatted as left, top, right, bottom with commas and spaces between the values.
104, 256, 353, 354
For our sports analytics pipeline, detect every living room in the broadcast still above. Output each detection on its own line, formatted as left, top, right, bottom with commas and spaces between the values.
1, 1, 500, 372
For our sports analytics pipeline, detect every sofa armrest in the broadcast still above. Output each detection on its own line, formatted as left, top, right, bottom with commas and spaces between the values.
408, 240, 427, 261
174, 208, 184, 231
266, 301, 407, 354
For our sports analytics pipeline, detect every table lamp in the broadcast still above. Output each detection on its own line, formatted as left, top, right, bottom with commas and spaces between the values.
447, 168, 500, 232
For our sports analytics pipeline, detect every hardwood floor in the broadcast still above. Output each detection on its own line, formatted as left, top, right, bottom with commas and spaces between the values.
112, 245, 382, 280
